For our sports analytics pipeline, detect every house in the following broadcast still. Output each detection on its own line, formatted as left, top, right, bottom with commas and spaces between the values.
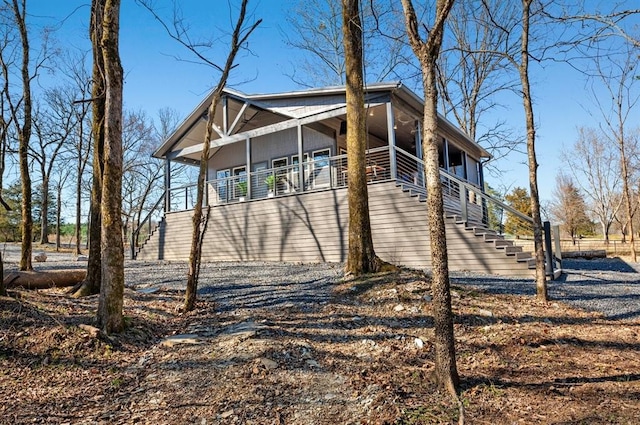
135, 82, 537, 276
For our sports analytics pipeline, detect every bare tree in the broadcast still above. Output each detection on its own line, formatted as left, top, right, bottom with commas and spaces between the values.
74, 0, 107, 298
52, 160, 72, 250
0, 0, 46, 271
95, 0, 125, 334
62, 50, 93, 257
284, 0, 413, 87
437, 0, 524, 174
30, 86, 77, 244
564, 127, 623, 243
517, 0, 546, 300
401, 0, 460, 401
588, 42, 640, 260
478, 0, 547, 299
120, 109, 162, 247
139, 0, 261, 311
0, 91, 9, 296
342, 0, 381, 275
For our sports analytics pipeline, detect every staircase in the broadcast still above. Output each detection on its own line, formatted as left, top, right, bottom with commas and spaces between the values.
133, 217, 166, 260
397, 182, 535, 275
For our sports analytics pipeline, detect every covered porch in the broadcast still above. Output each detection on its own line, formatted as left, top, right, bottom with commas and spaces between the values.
159, 82, 489, 212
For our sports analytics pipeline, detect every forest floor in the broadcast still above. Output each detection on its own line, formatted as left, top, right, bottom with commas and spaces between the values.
1, 259, 640, 424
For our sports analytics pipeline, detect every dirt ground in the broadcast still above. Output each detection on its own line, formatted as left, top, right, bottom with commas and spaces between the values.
1, 267, 639, 424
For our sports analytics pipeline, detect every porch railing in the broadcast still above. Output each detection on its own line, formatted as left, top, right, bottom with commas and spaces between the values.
164, 146, 392, 209
394, 146, 535, 240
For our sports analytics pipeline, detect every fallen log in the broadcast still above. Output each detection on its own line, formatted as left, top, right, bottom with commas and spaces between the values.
561, 250, 607, 259
4, 269, 87, 290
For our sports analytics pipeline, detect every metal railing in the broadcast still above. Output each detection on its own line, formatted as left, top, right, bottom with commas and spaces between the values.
394, 146, 536, 241
130, 193, 166, 259
195, 146, 392, 205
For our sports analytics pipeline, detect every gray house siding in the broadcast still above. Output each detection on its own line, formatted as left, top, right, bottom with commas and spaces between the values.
138, 181, 532, 276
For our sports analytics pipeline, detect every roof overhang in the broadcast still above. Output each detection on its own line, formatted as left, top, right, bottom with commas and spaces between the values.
155, 81, 491, 162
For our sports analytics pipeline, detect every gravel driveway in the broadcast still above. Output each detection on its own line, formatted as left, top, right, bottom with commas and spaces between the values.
3, 243, 639, 321
451, 258, 640, 320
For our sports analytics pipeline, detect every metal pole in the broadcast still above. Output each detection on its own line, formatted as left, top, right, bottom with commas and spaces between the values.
459, 186, 468, 225
297, 124, 304, 191
544, 221, 554, 278
552, 224, 562, 272
386, 102, 397, 179
164, 159, 171, 212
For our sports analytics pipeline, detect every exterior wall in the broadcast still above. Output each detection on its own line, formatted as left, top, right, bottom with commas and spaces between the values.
209, 126, 335, 176
138, 181, 532, 276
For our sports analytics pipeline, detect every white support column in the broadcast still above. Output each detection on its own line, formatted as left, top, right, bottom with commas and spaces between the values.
415, 120, 423, 159
386, 102, 397, 179
222, 95, 228, 135
164, 159, 171, 212
462, 151, 469, 180
297, 123, 304, 191
443, 138, 450, 172
246, 136, 252, 199
415, 120, 424, 186
204, 162, 209, 207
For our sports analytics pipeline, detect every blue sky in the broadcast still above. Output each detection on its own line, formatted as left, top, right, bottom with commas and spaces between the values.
26, 0, 638, 210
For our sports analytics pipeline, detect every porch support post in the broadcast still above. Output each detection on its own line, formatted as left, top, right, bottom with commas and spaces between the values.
246, 136, 252, 199
204, 162, 209, 207
462, 151, 469, 179
443, 138, 450, 172
544, 221, 554, 278
297, 123, 304, 191
386, 102, 397, 179
222, 95, 228, 135
478, 161, 486, 190
415, 120, 424, 187
164, 159, 171, 212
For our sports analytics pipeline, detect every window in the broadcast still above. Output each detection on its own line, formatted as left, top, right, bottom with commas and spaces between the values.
291, 153, 309, 191
312, 148, 331, 188
232, 166, 247, 199
216, 169, 230, 202
272, 157, 289, 194
252, 161, 268, 198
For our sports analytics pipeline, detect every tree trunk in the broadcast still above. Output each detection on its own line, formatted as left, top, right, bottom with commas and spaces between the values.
342, 0, 379, 276
4, 269, 87, 289
40, 175, 50, 244
96, 0, 125, 334
401, 0, 459, 397
75, 117, 84, 256
13, 1, 33, 272
0, 253, 5, 297
74, 0, 106, 298
423, 61, 459, 395
620, 143, 636, 261
56, 181, 62, 251
519, 0, 547, 302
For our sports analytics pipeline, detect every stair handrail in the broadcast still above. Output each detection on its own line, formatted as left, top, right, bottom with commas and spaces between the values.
131, 190, 166, 259
394, 146, 534, 225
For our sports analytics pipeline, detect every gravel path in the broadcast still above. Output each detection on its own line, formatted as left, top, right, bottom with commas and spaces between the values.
3, 243, 640, 321
126, 260, 341, 313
